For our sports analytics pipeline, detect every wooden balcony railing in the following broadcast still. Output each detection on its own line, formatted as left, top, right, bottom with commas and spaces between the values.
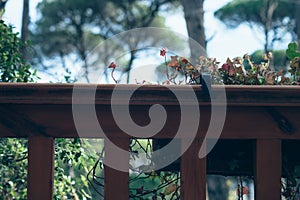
1, 83, 300, 200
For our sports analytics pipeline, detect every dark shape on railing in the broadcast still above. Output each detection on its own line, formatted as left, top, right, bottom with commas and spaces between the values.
266, 107, 296, 134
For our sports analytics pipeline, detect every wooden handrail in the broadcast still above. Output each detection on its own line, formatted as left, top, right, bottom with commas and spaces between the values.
0, 83, 300, 106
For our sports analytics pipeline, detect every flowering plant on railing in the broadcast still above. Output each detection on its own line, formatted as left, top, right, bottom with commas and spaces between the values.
108, 43, 300, 86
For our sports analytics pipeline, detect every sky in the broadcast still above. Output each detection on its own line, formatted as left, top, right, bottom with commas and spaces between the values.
2, 0, 292, 83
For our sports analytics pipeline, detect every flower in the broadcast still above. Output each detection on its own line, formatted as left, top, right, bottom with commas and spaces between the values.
160, 48, 167, 57
108, 62, 117, 68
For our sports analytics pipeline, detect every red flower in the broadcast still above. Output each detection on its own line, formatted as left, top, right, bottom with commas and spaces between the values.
160, 48, 167, 56
108, 62, 116, 68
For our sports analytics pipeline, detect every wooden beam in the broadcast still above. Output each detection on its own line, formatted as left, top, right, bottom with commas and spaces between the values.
181, 138, 206, 200
1, 105, 300, 140
255, 139, 281, 200
27, 136, 54, 200
104, 137, 129, 200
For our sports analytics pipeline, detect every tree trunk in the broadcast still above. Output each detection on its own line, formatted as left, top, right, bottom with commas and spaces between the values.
295, 1, 300, 50
21, 0, 30, 60
180, 0, 206, 63
0, 0, 8, 20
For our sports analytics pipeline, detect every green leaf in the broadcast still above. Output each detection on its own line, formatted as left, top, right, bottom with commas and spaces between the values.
286, 42, 300, 60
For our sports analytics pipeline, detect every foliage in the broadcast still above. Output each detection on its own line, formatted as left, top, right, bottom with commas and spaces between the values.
214, 0, 298, 51
286, 42, 300, 82
214, 0, 295, 28
286, 42, 300, 60
109, 44, 300, 88
0, 20, 36, 200
54, 138, 100, 199
218, 53, 291, 85
0, 20, 98, 199
154, 45, 299, 85
0, 20, 37, 82
0, 139, 27, 199
251, 49, 287, 72
0, 0, 8, 19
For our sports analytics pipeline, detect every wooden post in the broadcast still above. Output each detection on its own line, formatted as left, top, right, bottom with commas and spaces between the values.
181, 138, 206, 200
255, 139, 281, 200
104, 138, 129, 200
27, 136, 54, 200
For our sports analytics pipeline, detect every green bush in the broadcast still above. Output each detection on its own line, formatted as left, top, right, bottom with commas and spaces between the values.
0, 20, 36, 82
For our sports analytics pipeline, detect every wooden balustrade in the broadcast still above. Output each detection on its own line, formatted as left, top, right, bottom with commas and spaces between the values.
1, 83, 300, 199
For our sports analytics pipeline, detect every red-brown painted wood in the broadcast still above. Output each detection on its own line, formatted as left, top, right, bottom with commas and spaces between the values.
181, 138, 206, 200
0, 84, 298, 199
255, 139, 281, 200
1, 104, 300, 140
27, 136, 54, 200
0, 83, 300, 106
104, 137, 129, 200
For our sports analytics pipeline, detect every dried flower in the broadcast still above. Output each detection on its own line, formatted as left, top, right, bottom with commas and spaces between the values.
108, 62, 117, 83
108, 62, 117, 68
167, 56, 179, 68
160, 48, 167, 57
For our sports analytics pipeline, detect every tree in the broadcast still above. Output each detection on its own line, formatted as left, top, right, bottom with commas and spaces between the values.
0, 20, 34, 82
214, 0, 297, 52
295, 1, 300, 50
32, 0, 182, 83
32, 0, 105, 82
0, 0, 8, 19
180, 0, 206, 62
0, 20, 34, 199
21, 0, 30, 60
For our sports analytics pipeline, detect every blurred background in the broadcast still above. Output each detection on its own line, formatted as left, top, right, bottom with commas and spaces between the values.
0, 0, 300, 199
2, 0, 299, 83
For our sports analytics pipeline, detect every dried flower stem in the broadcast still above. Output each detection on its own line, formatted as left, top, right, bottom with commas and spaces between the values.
111, 67, 117, 83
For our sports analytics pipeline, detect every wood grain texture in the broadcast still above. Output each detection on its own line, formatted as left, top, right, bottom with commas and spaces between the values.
27, 136, 54, 200
255, 139, 281, 200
